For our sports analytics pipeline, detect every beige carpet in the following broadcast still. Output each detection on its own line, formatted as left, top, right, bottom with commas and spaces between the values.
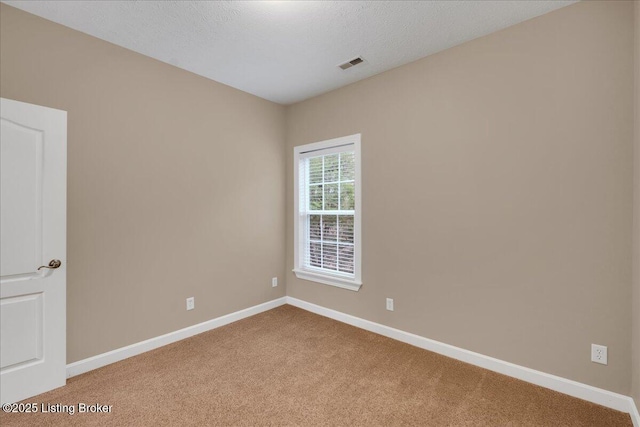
0, 305, 632, 426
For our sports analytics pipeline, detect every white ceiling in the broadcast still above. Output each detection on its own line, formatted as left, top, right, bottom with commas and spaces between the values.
3, 1, 577, 105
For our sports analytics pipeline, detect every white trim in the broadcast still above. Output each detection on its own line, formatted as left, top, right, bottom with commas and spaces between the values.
296, 134, 360, 155
286, 296, 637, 416
299, 143, 353, 159
293, 134, 362, 291
66, 297, 287, 378
630, 399, 640, 427
62, 294, 640, 422
292, 269, 361, 291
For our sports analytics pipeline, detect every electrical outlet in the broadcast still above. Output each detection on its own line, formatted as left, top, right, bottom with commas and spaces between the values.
591, 344, 607, 365
386, 298, 394, 311
272, 277, 278, 287
186, 297, 195, 311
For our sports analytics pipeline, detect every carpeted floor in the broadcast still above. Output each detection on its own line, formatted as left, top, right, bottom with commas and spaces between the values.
0, 305, 632, 426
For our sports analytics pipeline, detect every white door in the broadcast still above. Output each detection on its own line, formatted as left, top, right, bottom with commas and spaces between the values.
0, 98, 67, 404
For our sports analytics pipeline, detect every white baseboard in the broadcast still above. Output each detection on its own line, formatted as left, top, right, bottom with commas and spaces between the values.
286, 296, 637, 418
630, 398, 640, 427
66, 297, 287, 378
65, 294, 638, 424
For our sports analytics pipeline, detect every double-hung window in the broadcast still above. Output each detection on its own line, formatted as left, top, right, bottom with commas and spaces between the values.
293, 134, 361, 291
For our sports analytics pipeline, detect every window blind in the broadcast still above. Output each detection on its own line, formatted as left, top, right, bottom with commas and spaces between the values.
299, 147, 355, 277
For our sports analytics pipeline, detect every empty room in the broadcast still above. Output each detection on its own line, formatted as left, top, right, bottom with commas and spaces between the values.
0, 0, 639, 425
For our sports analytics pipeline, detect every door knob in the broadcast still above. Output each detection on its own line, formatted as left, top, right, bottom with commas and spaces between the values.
38, 259, 62, 270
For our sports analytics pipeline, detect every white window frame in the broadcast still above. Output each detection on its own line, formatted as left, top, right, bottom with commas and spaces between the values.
293, 133, 362, 291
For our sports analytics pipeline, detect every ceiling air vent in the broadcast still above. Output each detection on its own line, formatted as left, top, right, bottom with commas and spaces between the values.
339, 56, 364, 70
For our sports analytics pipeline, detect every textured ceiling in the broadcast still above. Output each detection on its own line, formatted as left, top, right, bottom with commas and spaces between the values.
3, 1, 577, 105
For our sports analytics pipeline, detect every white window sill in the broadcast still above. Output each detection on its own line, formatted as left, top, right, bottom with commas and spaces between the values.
292, 269, 362, 292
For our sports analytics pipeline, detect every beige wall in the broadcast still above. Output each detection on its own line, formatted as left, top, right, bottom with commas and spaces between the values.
0, 4, 286, 363
633, 0, 640, 409
2, 0, 637, 399
286, 0, 634, 395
